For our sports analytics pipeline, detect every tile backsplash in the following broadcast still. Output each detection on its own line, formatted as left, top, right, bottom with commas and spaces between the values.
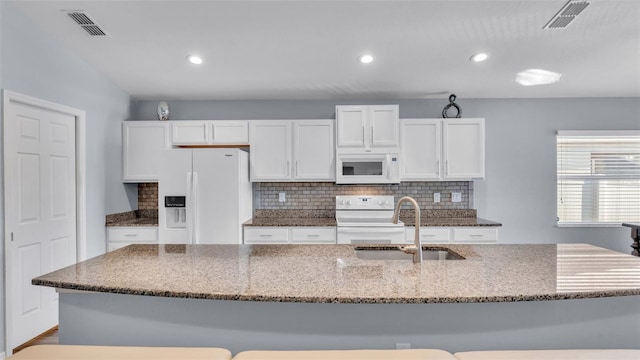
254, 181, 472, 210
138, 183, 158, 210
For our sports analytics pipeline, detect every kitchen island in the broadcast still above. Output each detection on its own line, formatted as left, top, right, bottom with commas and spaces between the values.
34, 244, 640, 353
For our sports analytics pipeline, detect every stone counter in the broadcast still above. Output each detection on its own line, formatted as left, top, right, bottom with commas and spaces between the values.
106, 210, 158, 227
244, 217, 336, 227
399, 217, 501, 227
246, 209, 500, 227
33, 243, 640, 304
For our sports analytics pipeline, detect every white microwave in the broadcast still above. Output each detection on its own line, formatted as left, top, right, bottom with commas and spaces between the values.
336, 153, 400, 184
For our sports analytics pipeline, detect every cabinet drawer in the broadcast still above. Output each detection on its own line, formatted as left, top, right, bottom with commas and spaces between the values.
107, 227, 158, 243
244, 227, 289, 244
291, 227, 336, 244
452, 228, 498, 243
405, 227, 451, 243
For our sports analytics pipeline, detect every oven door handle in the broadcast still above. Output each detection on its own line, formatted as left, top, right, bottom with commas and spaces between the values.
337, 227, 404, 234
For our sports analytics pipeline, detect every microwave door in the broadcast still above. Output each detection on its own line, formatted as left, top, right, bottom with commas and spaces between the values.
342, 161, 383, 176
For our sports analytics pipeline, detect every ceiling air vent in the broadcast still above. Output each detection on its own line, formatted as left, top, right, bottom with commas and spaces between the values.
66, 11, 108, 36
543, 0, 589, 29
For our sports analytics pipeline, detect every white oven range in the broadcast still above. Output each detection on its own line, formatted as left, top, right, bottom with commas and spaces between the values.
335, 195, 406, 244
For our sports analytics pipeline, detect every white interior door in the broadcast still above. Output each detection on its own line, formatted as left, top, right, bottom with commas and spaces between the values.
4, 96, 77, 351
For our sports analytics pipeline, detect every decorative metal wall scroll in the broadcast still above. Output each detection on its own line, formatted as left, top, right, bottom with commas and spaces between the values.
442, 94, 462, 118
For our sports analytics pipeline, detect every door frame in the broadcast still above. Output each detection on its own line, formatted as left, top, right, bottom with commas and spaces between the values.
2, 90, 87, 354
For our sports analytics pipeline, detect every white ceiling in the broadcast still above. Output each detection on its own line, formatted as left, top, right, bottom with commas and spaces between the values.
9, 0, 640, 100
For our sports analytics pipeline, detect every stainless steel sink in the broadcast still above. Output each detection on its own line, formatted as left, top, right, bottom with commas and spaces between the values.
354, 246, 464, 261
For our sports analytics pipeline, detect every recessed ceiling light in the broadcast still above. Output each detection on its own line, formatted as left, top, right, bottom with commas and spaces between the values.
187, 55, 203, 65
470, 52, 489, 62
359, 54, 374, 64
516, 69, 562, 86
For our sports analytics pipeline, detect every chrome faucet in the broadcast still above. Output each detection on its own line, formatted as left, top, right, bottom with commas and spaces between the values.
391, 196, 423, 263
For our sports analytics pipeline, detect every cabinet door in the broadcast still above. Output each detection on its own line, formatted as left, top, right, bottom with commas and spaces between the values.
400, 119, 441, 180
122, 121, 169, 182
336, 106, 366, 148
210, 121, 249, 144
293, 120, 335, 180
171, 121, 208, 145
249, 121, 292, 181
443, 118, 485, 179
369, 105, 399, 148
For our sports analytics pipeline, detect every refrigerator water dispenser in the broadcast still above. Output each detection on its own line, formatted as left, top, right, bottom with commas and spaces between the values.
164, 196, 186, 228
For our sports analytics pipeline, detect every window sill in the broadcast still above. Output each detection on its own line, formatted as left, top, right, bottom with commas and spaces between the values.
557, 222, 623, 228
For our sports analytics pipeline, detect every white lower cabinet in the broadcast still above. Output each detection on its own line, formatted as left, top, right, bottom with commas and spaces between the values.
291, 228, 336, 244
451, 228, 498, 243
243, 227, 289, 244
404, 227, 498, 244
107, 227, 158, 252
244, 227, 336, 244
405, 227, 452, 244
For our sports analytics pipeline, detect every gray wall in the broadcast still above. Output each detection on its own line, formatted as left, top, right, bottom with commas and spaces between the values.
133, 98, 640, 254
1, 2, 133, 351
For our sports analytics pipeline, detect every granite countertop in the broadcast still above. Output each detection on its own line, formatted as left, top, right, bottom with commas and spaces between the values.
106, 210, 158, 227
245, 209, 501, 227
33, 243, 640, 304
244, 217, 336, 227
245, 209, 336, 227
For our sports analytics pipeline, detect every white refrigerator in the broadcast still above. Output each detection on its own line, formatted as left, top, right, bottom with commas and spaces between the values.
158, 148, 252, 244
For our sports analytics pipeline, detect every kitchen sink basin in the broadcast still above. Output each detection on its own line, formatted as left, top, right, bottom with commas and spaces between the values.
354, 246, 464, 261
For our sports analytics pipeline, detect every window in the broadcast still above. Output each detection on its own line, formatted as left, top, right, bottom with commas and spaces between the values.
557, 131, 640, 226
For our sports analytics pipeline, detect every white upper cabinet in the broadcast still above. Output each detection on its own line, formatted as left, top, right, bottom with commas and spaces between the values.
336, 106, 366, 148
211, 121, 249, 144
400, 118, 485, 181
122, 121, 170, 182
171, 120, 248, 145
250, 121, 292, 181
250, 120, 335, 182
400, 119, 441, 180
171, 120, 208, 145
369, 105, 399, 148
443, 118, 485, 180
293, 120, 335, 180
336, 105, 399, 152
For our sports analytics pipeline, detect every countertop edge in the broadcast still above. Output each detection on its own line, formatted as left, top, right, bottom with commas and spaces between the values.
32, 279, 639, 304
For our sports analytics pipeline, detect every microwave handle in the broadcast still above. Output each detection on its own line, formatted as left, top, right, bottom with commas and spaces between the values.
388, 154, 399, 180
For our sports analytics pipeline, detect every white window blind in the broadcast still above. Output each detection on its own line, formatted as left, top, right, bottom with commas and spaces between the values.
557, 130, 640, 226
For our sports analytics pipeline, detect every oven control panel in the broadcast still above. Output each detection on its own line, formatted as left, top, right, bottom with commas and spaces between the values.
335, 195, 395, 210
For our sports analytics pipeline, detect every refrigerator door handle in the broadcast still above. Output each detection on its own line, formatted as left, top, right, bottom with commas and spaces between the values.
186, 172, 193, 244
192, 172, 199, 244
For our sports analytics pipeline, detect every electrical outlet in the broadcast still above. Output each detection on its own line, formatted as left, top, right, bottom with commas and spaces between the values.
278, 192, 286, 202
452, 192, 462, 202
433, 192, 441, 203
396, 343, 411, 349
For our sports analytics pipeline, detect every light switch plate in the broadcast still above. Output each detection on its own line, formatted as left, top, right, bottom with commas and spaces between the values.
279, 192, 286, 202
452, 192, 462, 202
433, 193, 441, 203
